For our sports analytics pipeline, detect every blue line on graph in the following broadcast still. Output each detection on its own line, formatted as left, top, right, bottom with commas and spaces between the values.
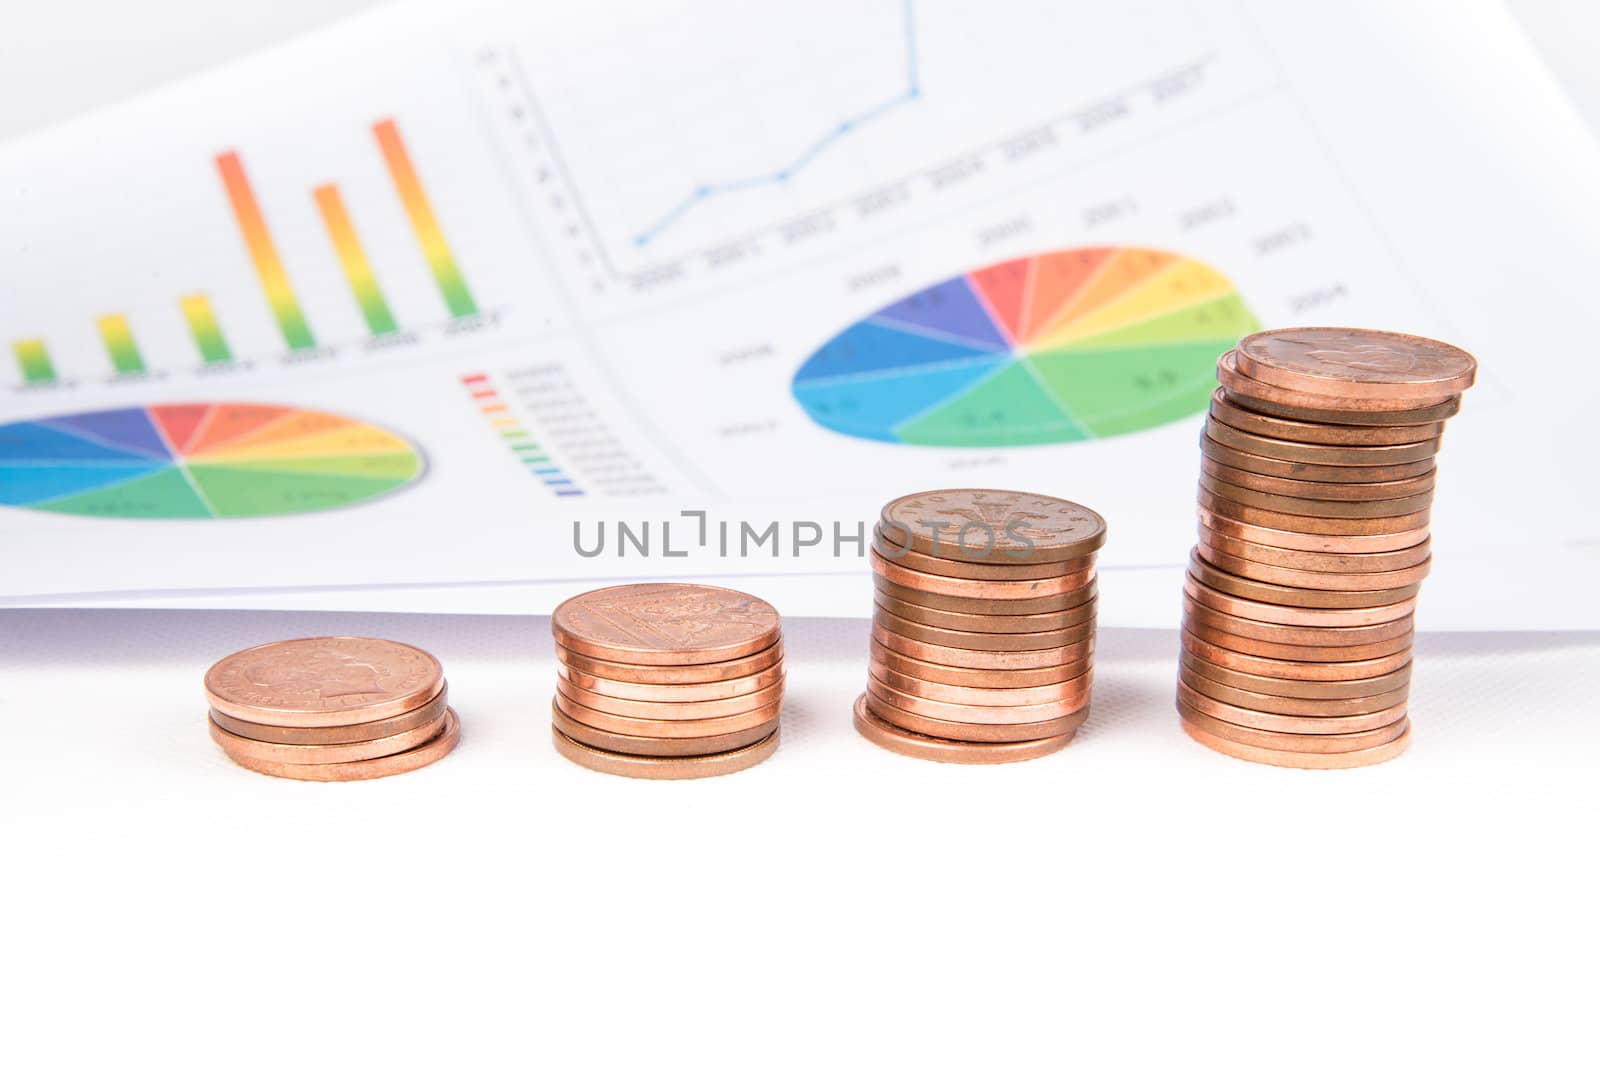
632, 0, 920, 247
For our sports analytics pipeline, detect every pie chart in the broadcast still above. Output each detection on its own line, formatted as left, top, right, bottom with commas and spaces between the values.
0, 403, 423, 519
792, 246, 1260, 446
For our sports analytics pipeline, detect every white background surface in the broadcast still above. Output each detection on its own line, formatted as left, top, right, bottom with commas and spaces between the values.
2, 610, 1598, 1063
2, 2, 1599, 1065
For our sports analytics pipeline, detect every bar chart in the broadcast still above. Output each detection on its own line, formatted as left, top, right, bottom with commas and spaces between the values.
9, 117, 481, 386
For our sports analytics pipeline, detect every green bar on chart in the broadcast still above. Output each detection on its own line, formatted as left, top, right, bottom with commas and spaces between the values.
373, 118, 479, 318
14, 338, 57, 383
179, 294, 235, 365
97, 314, 147, 374
313, 183, 399, 336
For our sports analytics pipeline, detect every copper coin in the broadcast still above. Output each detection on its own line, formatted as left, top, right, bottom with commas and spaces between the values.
1179, 702, 1408, 753
1183, 575, 1417, 627
870, 549, 1094, 600
1222, 381, 1461, 426
555, 660, 784, 702
552, 726, 778, 779
1197, 509, 1430, 554
1234, 327, 1476, 402
1199, 489, 1430, 536
551, 703, 776, 758
853, 696, 1073, 763
1182, 597, 1414, 646
874, 577, 1098, 616
873, 608, 1093, 651
1205, 419, 1441, 467
1181, 651, 1411, 699
1181, 630, 1410, 682
1196, 526, 1432, 573
205, 636, 444, 728
1177, 680, 1407, 735
866, 658, 1093, 707
1180, 667, 1408, 716
552, 583, 781, 666
874, 527, 1097, 580
217, 708, 460, 780
554, 674, 783, 720
870, 640, 1091, 686
553, 690, 778, 739
209, 707, 448, 765
1199, 473, 1435, 518
208, 686, 449, 744
1219, 350, 1457, 415
555, 640, 782, 684
1208, 389, 1444, 445
873, 590, 1097, 634
1196, 544, 1433, 591
862, 690, 1088, 742
1189, 553, 1419, 608
1201, 432, 1437, 483
1201, 457, 1437, 503
872, 623, 1095, 670
1181, 716, 1411, 769
866, 674, 1091, 725
1182, 616, 1413, 662
879, 489, 1106, 563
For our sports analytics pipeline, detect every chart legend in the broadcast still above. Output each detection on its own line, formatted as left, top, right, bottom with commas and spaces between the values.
0, 403, 423, 518
792, 247, 1260, 445
461, 372, 582, 497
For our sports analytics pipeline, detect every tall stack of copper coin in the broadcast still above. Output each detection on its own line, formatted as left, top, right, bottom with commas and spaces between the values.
1180, 327, 1476, 768
855, 489, 1106, 763
206, 636, 459, 781
551, 583, 784, 779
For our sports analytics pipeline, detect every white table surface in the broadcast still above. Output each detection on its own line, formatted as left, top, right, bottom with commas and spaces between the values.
3, 608, 1597, 1063
4, 2, 1600, 1063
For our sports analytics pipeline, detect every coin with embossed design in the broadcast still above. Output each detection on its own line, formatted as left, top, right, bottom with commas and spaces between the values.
553, 583, 781, 666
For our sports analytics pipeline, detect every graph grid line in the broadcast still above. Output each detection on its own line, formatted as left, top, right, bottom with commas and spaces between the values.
633, 0, 921, 246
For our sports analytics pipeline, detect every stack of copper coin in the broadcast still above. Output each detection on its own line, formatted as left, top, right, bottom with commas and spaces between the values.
855, 489, 1106, 763
206, 636, 459, 781
1181, 326, 1476, 768
551, 583, 784, 779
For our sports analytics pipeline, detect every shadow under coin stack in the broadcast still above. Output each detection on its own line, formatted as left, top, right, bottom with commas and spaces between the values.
1181, 327, 1476, 768
855, 489, 1106, 763
551, 584, 784, 779
206, 637, 459, 781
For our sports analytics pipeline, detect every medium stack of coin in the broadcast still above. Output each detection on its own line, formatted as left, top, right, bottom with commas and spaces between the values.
855, 489, 1106, 763
206, 636, 458, 781
551, 583, 783, 779
1180, 326, 1476, 768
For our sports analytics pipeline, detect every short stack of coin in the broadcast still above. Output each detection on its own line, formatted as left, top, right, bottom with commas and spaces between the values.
1180, 326, 1476, 768
855, 489, 1106, 763
206, 636, 459, 781
551, 583, 783, 779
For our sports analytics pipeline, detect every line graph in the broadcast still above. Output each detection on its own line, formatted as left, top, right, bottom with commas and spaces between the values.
632, 0, 921, 247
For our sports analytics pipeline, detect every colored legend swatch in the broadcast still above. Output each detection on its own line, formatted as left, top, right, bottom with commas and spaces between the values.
314, 184, 398, 336
460, 372, 582, 496
97, 314, 147, 375
375, 119, 479, 319
180, 294, 234, 365
14, 339, 57, 384
216, 150, 317, 351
